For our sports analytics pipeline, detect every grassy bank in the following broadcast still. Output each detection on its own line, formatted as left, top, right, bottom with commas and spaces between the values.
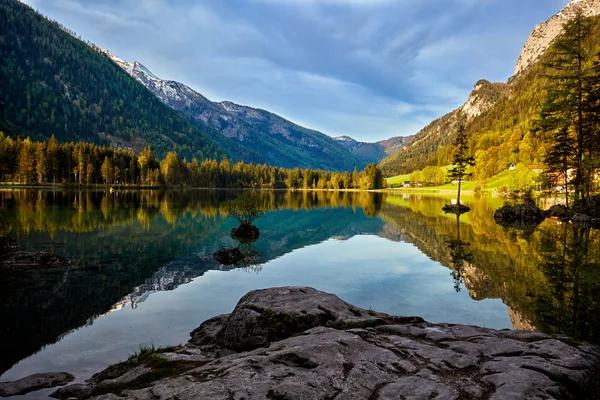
386, 169, 534, 193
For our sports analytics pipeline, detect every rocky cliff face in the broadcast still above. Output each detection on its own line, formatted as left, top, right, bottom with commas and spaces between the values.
103, 51, 368, 171
514, 0, 600, 76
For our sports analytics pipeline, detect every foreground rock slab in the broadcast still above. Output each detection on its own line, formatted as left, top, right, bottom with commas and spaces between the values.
0, 372, 74, 397
54, 287, 600, 400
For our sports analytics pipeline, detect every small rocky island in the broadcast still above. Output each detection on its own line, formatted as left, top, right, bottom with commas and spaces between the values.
43, 287, 600, 399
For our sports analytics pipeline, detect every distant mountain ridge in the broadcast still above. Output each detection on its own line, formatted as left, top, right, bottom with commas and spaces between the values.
0, 0, 408, 173
334, 135, 413, 165
104, 50, 396, 171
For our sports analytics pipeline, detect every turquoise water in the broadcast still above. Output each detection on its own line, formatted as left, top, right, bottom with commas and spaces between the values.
0, 189, 598, 398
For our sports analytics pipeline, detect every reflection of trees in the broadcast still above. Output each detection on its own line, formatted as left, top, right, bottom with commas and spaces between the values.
230, 242, 262, 273
0, 189, 385, 235
213, 239, 262, 273
538, 225, 600, 341
379, 196, 600, 343
446, 213, 474, 292
0, 189, 387, 375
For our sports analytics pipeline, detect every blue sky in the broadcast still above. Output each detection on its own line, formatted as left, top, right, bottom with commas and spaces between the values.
22, 0, 567, 142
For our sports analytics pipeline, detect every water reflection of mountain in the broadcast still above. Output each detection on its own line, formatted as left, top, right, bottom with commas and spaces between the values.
116, 207, 384, 313
2, 189, 599, 376
0, 190, 383, 375
378, 195, 600, 344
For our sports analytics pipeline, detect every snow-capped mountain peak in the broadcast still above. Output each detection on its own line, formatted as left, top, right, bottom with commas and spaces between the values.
101, 48, 394, 169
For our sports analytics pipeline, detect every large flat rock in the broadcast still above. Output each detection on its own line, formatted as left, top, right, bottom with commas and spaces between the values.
0, 372, 74, 397
54, 287, 600, 400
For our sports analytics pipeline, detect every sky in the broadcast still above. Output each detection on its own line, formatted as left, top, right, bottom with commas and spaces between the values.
21, 0, 568, 142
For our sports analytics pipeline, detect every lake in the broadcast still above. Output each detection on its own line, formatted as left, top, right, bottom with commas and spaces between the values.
0, 189, 599, 398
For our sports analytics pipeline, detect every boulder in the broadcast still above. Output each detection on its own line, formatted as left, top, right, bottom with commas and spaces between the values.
189, 287, 403, 351
54, 287, 600, 400
494, 202, 545, 223
545, 204, 571, 220
0, 372, 74, 397
572, 213, 591, 222
231, 224, 260, 242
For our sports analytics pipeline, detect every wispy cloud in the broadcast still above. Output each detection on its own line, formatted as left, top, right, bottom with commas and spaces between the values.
21, 0, 568, 141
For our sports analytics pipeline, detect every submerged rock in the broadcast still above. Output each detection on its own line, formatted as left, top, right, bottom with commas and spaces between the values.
55, 287, 600, 400
0, 237, 71, 269
0, 372, 74, 397
212, 247, 245, 266
0, 251, 71, 268
0, 237, 17, 256
494, 202, 545, 223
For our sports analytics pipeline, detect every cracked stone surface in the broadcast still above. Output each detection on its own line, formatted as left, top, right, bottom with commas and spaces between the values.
53, 287, 600, 400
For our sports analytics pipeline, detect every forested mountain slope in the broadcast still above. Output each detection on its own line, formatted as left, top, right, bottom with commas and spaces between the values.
380, 0, 600, 180
379, 80, 508, 176
0, 0, 262, 162
104, 52, 368, 171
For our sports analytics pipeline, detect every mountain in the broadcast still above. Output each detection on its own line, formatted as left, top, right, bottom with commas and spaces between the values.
0, 0, 265, 163
104, 51, 368, 171
514, 0, 600, 76
334, 135, 413, 165
380, 0, 600, 178
379, 80, 508, 176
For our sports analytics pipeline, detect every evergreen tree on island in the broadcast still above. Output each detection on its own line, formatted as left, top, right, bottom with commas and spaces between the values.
443, 125, 474, 214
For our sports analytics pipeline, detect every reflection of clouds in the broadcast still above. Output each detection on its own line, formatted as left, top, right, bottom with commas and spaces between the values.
193, 235, 511, 330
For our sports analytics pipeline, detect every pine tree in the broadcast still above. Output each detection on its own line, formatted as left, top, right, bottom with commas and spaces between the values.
447, 126, 475, 206
101, 156, 113, 184
46, 135, 59, 183
538, 10, 595, 209
35, 142, 47, 184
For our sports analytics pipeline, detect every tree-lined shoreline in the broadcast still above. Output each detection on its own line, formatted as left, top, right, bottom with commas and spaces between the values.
0, 133, 386, 190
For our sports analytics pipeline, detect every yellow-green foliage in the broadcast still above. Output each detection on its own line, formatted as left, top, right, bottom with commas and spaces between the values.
386, 167, 540, 193
381, 15, 600, 181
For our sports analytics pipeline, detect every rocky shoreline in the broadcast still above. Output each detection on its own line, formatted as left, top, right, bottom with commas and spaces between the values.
22, 287, 597, 400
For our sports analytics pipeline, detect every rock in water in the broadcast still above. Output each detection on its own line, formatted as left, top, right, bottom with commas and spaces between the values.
212, 247, 244, 265
545, 204, 571, 219
0, 372, 74, 397
494, 202, 545, 222
441, 204, 470, 214
54, 287, 600, 399
572, 213, 591, 222
231, 224, 260, 241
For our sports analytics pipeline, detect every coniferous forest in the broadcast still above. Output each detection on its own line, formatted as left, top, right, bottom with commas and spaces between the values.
0, 133, 386, 189
0, 0, 262, 164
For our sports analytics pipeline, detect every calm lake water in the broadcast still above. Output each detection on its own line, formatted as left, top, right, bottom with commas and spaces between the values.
0, 189, 599, 398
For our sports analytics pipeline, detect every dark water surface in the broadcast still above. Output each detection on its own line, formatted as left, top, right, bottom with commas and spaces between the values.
0, 189, 599, 397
